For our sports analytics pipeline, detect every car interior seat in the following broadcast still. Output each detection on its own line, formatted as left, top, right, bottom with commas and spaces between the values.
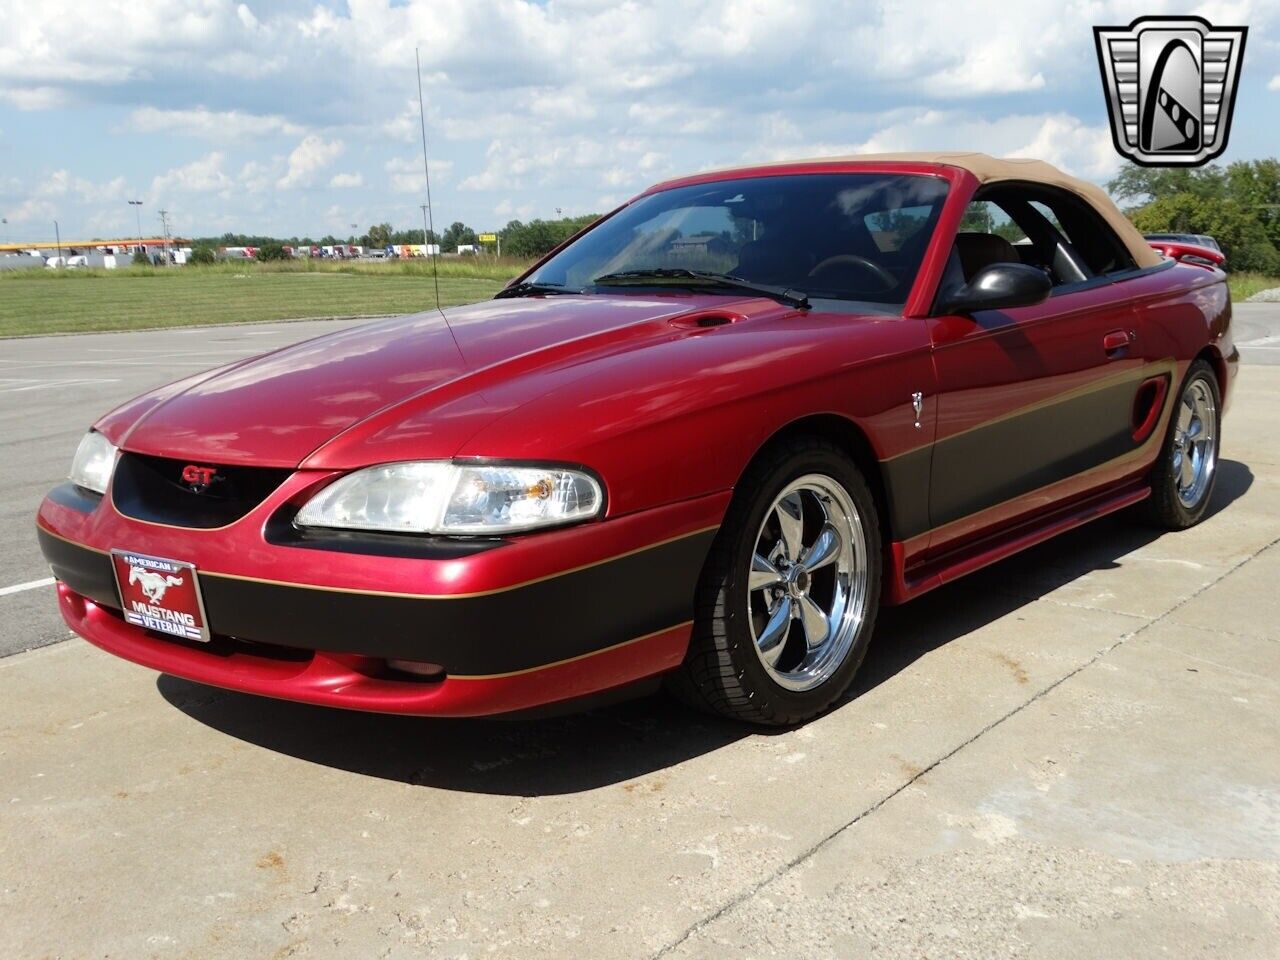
953, 232, 1021, 282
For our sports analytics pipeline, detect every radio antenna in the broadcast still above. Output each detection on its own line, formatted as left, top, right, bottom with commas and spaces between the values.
415, 46, 441, 311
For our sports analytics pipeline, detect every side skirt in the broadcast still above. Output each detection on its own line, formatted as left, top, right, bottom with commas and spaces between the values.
884, 481, 1151, 604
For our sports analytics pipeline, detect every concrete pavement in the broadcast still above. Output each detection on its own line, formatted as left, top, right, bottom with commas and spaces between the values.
1, 310, 1279, 958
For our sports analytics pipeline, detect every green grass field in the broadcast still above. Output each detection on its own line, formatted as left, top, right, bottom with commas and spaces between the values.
3, 259, 1276, 338
1226, 272, 1280, 302
0, 259, 528, 337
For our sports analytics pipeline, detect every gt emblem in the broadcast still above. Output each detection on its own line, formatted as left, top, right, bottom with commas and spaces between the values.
911, 391, 924, 430
181, 464, 218, 492
1094, 16, 1247, 167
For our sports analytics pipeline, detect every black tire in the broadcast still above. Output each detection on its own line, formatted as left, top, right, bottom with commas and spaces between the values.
669, 437, 881, 726
1142, 359, 1221, 529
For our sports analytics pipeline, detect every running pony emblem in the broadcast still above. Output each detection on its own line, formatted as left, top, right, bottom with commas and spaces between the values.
129, 566, 184, 603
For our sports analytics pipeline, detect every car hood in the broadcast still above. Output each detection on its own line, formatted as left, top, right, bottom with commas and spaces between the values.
111, 294, 728, 467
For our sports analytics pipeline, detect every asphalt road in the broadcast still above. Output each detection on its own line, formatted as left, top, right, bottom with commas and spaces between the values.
1, 303, 1279, 958
1233, 301, 1280, 365
0, 318, 365, 657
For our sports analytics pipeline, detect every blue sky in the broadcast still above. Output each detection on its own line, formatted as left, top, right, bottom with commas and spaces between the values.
1, 0, 1277, 243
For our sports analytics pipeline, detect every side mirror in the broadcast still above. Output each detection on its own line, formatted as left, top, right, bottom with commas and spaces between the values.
940, 262, 1052, 314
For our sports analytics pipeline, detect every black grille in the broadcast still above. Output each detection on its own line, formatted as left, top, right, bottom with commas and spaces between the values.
112, 452, 292, 529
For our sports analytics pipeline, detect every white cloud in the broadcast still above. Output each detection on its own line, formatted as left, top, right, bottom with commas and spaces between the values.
277, 136, 344, 189
129, 106, 304, 140
459, 136, 653, 192
5, 197, 57, 224
494, 199, 534, 220
1009, 115, 1121, 181
1, 1, 1171, 116
24, 169, 130, 204
151, 152, 234, 198
239, 159, 283, 194
382, 101, 423, 143
0, 86, 69, 110
4, 0, 1276, 235
746, 109, 1121, 182
385, 155, 454, 194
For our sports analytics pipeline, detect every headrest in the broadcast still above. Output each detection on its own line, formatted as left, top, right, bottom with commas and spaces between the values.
954, 232, 1019, 281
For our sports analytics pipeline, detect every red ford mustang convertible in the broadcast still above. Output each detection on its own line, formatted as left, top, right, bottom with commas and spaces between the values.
37, 153, 1235, 725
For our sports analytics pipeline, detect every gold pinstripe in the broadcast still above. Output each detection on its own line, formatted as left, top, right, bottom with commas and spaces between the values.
36, 522, 721, 600
881, 358, 1177, 461
446, 620, 694, 680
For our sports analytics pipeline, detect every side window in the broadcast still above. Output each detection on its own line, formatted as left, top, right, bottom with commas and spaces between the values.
939, 198, 1041, 296
1029, 201, 1063, 232
1029, 195, 1136, 276
959, 201, 1028, 245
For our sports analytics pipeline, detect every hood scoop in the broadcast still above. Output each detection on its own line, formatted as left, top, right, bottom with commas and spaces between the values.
668, 309, 748, 329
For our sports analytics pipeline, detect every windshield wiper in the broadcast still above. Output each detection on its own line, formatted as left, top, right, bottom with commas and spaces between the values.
591, 268, 809, 309
493, 280, 579, 299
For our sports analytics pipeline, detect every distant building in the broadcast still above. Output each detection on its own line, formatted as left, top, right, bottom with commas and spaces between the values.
0, 237, 189, 266
0, 254, 45, 272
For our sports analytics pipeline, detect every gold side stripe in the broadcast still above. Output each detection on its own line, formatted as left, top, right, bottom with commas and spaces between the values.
37, 522, 721, 601
918, 411, 1170, 544
881, 358, 1177, 462
936, 358, 1175, 447
448, 620, 694, 680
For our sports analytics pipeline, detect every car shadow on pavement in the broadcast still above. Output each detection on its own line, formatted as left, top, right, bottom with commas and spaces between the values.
159, 459, 1253, 796
846, 458, 1254, 701
158, 675, 758, 795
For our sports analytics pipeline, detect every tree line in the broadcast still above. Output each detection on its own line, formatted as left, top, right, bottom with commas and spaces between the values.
191, 214, 601, 262
1112, 159, 1280, 274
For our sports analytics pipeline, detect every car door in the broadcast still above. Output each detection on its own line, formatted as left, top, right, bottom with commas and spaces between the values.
922, 190, 1150, 562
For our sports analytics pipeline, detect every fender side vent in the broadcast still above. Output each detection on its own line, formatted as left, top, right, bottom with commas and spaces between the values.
1131, 374, 1171, 443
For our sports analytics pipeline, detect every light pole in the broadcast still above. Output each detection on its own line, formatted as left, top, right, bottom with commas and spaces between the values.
54, 219, 63, 266
158, 209, 171, 265
128, 200, 143, 255
1, 217, 7, 245
420, 203, 431, 256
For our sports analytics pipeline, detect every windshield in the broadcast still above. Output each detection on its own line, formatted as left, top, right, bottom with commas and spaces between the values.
525, 173, 949, 308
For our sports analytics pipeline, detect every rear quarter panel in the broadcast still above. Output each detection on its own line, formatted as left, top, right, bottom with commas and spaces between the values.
1129, 261, 1235, 410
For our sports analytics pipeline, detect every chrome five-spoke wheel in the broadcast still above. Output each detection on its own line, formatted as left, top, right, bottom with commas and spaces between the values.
673, 438, 882, 725
1173, 377, 1217, 509
747, 474, 869, 692
1144, 360, 1221, 530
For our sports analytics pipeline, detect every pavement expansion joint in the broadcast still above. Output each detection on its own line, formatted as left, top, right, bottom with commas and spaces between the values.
650, 530, 1280, 959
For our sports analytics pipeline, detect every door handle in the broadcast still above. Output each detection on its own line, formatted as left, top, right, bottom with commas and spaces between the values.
1103, 329, 1135, 356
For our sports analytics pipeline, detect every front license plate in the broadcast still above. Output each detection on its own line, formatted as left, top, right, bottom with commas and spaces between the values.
111, 550, 211, 643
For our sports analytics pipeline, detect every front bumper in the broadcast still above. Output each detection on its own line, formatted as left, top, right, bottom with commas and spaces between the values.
37, 476, 725, 716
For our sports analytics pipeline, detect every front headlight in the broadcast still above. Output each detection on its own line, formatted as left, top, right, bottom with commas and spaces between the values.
295, 461, 604, 535
68, 431, 118, 495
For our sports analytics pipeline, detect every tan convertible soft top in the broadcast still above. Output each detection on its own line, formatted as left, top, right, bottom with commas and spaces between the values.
697, 151, 1162, 270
